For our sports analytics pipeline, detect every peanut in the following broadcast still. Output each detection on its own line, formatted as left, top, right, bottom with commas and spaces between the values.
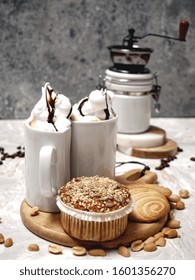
30, 206, 39, 216
48, 243, 62, 254
168, 210, 175, 220
164, 229, 178, 238
131, 240, 144, 252
167, 194, 181, 203
169, 202, 176, 209
4, 238, 13, 248
143, 242, 157, 252
144, 236, 156, 244
117, 246, 130, 257
166, 219, 180, 229
0, 233, 5, 244
154, 232, 164, 240
88, 249, 106, 256
161, 227, 170, 234
179, 189, 189, 199
176, 200, 185, 210
28, 244, 40, 251
155, 237, 166, 247
72, 246, 86, 256
161, 187, 172, 197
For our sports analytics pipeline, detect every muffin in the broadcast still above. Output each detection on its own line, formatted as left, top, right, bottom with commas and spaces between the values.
57, 175, 132, 241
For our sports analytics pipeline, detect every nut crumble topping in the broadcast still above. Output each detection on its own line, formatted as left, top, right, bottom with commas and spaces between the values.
58, 176, 131, 213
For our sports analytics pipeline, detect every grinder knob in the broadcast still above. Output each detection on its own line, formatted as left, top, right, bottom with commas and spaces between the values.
179, 20, 190, 41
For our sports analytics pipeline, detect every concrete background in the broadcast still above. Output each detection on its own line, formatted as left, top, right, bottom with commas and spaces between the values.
0, 0, 194, 119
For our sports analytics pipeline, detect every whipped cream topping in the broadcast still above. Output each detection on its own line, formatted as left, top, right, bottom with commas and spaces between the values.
71, 88, 116, 121
29, 82, 72, 132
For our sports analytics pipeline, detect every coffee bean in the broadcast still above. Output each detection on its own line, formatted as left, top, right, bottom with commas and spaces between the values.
155, 154, 179, 171
0, 146, 25, 165
177, 147, 183, 152
18, 151, 25, 157
155, 158, 170, 170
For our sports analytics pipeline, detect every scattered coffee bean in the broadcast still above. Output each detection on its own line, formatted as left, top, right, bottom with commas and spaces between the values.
177, 147, 183, 153
155, 158, 171, 170
155, 146, 183, 170
0, 146, 25, 165
190, 157, 195, 161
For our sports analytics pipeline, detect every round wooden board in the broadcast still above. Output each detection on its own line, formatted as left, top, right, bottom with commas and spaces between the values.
20, 200, 167, 249
118, 139, 178, 159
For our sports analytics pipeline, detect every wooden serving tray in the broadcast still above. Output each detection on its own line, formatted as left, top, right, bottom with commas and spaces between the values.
20, 200, 167, 249
20, 169, 168, 249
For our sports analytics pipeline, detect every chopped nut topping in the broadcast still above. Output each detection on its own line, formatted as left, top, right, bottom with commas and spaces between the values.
58, 176, 131, 213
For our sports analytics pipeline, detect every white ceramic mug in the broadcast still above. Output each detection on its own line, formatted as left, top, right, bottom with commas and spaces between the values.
112, 94, 151, 134
24, 120, 71, 212
70, 116, 118, 179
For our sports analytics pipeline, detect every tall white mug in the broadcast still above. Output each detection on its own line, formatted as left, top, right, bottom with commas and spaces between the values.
70, 116, 118, 179
24, 120, 71, 212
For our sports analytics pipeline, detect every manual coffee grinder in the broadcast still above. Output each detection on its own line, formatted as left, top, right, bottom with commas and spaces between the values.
105, 20, 189, 158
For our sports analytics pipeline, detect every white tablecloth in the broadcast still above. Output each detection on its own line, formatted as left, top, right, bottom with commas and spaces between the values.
0, 118, 195, 260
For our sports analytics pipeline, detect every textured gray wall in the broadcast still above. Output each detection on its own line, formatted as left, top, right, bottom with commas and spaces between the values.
0, 0, 194, 119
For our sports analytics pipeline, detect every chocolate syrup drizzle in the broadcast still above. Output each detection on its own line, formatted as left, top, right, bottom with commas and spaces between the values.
45, 85, 58, 131
66, 106, 73, 119
78, 97, 89, 116
104, 91, 110, 120
97, 76, 110, 119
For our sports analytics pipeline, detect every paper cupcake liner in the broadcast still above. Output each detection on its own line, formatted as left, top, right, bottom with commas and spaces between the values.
60, 212, 128, 241
56, 196, 133, 222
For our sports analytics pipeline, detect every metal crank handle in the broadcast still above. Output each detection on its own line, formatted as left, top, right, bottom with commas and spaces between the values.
154, 101, 161, 113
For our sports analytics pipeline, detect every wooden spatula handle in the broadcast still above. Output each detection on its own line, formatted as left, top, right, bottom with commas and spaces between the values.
179, 20, 189, 41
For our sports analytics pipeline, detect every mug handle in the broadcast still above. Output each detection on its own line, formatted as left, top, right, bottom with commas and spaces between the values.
39, 146, 57, 198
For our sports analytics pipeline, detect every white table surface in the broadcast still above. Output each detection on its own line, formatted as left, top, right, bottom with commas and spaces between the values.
0, 118, 195, 260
